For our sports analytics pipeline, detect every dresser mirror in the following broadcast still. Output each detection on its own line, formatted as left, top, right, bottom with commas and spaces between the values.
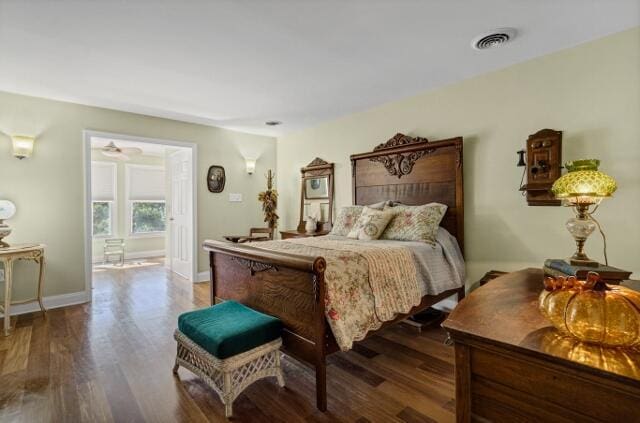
298, 158, 334, 232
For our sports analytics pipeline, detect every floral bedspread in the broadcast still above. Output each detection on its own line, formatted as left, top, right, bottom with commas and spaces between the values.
251, 237, 421, 351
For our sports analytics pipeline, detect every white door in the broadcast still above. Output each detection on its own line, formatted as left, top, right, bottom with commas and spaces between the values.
167, 149, 193, 281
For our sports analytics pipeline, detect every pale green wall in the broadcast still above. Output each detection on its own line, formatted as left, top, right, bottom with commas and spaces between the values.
277, 28, 640, 287
90, 151, 166, 261
0, 92, 276, 299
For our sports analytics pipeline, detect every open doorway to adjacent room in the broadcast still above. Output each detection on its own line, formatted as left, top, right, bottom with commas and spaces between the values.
83, 131, 197, 297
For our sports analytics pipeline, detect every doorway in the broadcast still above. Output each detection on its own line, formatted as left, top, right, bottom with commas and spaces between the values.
83, 131, 198, 297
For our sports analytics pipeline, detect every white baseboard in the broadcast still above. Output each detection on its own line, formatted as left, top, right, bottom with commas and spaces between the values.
126, 250, 165, 260
196, 271, 209, 283
0, 290, 90, 318
92, 249, 165, 264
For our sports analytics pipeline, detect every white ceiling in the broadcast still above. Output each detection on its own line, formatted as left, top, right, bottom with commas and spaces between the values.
0, 1, 638, 137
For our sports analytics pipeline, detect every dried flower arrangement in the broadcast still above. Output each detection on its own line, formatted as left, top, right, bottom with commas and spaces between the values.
258, 169, 279, 229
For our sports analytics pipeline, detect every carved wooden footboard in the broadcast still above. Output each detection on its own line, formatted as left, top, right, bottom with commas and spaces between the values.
203, 240, 331, 410
203, 239, 464, 412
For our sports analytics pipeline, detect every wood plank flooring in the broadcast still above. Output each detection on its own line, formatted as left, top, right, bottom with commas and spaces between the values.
0, 259, 455, 422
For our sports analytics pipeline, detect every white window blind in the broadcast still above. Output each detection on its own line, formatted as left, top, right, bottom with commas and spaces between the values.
127, 165, 165, 201
91, 162, 116, 201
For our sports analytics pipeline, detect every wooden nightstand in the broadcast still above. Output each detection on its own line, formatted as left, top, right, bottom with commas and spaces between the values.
280, 229, 329, 240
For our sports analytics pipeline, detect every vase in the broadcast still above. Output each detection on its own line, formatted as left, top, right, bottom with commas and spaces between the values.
305, 218, 317, 234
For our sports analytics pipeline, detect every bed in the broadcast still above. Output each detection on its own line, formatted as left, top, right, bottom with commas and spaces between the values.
203, 133, 464, 411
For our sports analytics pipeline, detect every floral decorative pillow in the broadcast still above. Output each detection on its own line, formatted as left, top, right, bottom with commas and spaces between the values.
380, 203, 448, 244
330, 206, 364, 236
347, 207, 394, 240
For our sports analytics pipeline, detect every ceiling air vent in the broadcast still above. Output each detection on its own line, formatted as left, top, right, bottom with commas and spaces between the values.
472, 28, 517, 50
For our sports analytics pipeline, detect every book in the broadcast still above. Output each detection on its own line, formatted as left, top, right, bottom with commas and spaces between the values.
543, 266, 572, 279
544, 259, 632, 281
543, 265, 627, 284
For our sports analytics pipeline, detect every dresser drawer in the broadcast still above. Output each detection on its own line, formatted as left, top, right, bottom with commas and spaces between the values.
472, 377, 597, 422
469, 346, 640, 422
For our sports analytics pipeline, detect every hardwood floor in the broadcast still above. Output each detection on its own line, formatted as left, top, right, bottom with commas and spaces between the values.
0, 259, 455, 422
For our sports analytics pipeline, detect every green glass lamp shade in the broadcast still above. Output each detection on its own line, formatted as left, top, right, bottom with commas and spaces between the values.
551, 159, 617, 203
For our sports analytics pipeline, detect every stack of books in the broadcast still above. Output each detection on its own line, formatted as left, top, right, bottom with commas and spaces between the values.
543, 259, 632, 283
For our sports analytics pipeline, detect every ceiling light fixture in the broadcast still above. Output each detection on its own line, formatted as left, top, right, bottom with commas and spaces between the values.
265, 121, 282, 126
471, 28, 517, 50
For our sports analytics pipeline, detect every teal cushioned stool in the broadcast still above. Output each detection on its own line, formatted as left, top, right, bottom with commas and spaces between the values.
178, 300, 282, 359
173, 301, 285, 417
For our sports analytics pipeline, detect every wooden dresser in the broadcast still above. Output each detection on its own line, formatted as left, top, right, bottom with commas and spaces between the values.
443, 268, 640, 422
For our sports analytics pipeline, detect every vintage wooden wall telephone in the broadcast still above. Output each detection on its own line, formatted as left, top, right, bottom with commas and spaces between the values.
517, 129, 562, 206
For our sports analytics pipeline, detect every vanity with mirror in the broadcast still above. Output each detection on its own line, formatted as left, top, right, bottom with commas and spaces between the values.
280, 158, 334, 240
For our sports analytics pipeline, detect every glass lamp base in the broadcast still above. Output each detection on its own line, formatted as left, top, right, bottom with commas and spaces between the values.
566, 215, 598, 267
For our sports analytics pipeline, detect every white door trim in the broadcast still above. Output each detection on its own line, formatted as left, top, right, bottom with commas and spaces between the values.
83, 130, 199, 301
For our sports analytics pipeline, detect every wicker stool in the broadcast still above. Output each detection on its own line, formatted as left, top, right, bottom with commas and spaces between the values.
173, 301, 285, 417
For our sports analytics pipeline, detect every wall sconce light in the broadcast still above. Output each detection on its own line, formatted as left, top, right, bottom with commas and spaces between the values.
245, 158, 257, 175
12, 135, 36, 159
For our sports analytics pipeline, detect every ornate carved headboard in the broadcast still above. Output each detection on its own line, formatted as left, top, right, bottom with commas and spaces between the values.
350, 133, 464, 252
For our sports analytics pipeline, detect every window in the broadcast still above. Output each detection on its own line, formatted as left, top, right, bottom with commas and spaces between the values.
131, 201, 166, 234
126, 164, 166, 236
92, 201, 112, 236
91, 162, 116, 237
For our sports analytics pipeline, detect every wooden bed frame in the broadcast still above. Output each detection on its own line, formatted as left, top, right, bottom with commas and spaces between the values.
203, 133, 464, 411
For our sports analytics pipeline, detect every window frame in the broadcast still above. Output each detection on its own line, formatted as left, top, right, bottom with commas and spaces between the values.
91, 161, 117, 239
125, 163, 166, 238
129, 199, 167, 237
91, 200, 114, 238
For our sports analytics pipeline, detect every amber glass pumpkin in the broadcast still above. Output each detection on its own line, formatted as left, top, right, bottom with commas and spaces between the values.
539, 272, 640, 347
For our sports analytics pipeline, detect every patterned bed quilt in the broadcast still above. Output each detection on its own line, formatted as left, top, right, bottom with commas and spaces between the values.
250, 229, 465, 351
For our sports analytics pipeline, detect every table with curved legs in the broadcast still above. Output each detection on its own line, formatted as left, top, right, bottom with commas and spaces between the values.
0, 244, 46, 336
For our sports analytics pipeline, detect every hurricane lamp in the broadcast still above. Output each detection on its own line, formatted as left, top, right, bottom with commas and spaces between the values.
551, 159, 616, 266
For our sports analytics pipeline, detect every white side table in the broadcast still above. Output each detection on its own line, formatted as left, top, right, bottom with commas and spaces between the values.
0, 244, 46, 336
